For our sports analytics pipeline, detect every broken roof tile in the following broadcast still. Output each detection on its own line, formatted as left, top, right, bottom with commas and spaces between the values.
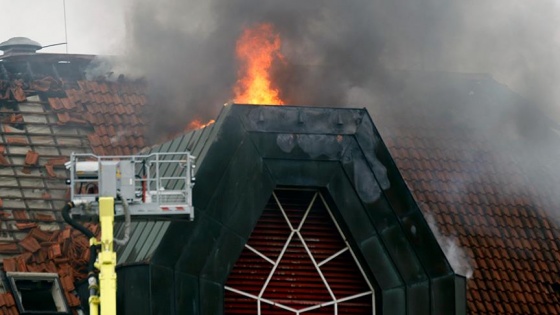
46, 156, 68, 165
48, 243, 62, 259
6, 137, 28, 145
11, 84, 26, 102
45, 164, 57, 178
0, 243, 20, 254
24, 150, 39, 166
29, 228, 52, 242
19, 235, 41, 253
60, 274, 75, 292
5, 113, 23, 125
57, 112, 71, 124
32, 249, 48, 264
12, 210, 28, 220
0, 148, 8, 166
66, 292, 81, 307
2, 258, 16, 272
15, 222, 38, 230
68, 113, 88, 125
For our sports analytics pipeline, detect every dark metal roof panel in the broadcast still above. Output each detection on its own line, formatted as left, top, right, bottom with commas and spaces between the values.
115, 110, 228, 265
115, 221, 171, 264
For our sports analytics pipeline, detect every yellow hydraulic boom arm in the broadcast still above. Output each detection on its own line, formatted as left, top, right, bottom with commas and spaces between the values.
89, 197, 117, 315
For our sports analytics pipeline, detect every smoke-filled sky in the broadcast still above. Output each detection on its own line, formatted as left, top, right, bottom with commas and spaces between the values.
3, 0, 560, 133
119, 0, 560, 137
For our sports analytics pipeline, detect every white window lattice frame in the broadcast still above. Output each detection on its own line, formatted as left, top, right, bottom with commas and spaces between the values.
225, 189, 376, 315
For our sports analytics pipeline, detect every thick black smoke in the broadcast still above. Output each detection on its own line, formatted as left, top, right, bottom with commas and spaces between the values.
120, 0, 559, 141
118, 0, 417, 138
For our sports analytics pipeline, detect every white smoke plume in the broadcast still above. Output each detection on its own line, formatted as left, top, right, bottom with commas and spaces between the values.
425, 214, 474, 279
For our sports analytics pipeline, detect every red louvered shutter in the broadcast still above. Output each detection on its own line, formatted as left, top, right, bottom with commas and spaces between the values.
225, 189, 374, 314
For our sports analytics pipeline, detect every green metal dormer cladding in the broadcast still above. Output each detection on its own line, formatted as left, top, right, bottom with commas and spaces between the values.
113, 104, 466, 315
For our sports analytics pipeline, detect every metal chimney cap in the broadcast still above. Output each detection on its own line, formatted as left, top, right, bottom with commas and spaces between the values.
0, 37, 42, 53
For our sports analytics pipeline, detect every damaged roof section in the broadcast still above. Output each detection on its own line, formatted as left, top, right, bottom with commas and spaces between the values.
0, 223, 99, 314
0, 53, 149, 248
0, 49, 149, 314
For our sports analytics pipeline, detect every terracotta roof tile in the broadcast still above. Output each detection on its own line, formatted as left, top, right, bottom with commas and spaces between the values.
48, 243, 62, 259
2, 258, 16, 272
59, 97, 76, 110
6, 137, 28, 145
87, 134, 102, 147
124, 104, 134, 115
377, 109, 560, 314
103, 94, 113, 104
94, 113, 105, 124
24, 150, 39, 166
76, 80, 87, 91
19, 235, 41, 253
0, 147, 8, 165
92, 146, 105, 155
93, 94, 105, 104
0, 243, 20, 254
66, 292, 81, 307
100, 136, 111, 148
12, 210, 28, 220
84, 102, 97, 114
87, 81, 99, 93
32, 249, 48, 264
48, 97, 64, 111
98, 82, 109, 94
5, 294, 15, 307
57, 112, 71, 124
45, 164, 57, 178
15, 222, 37, 230
29, 228, 53, 242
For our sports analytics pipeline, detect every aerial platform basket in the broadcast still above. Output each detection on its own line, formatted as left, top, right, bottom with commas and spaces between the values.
66, 152, 195, 220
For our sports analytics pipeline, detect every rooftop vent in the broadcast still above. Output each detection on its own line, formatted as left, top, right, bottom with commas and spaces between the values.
0, 37, 42, 56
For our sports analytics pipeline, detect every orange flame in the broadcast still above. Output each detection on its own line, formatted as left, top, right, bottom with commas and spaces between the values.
233, 23, 284, 105
186, 119, 215, 131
